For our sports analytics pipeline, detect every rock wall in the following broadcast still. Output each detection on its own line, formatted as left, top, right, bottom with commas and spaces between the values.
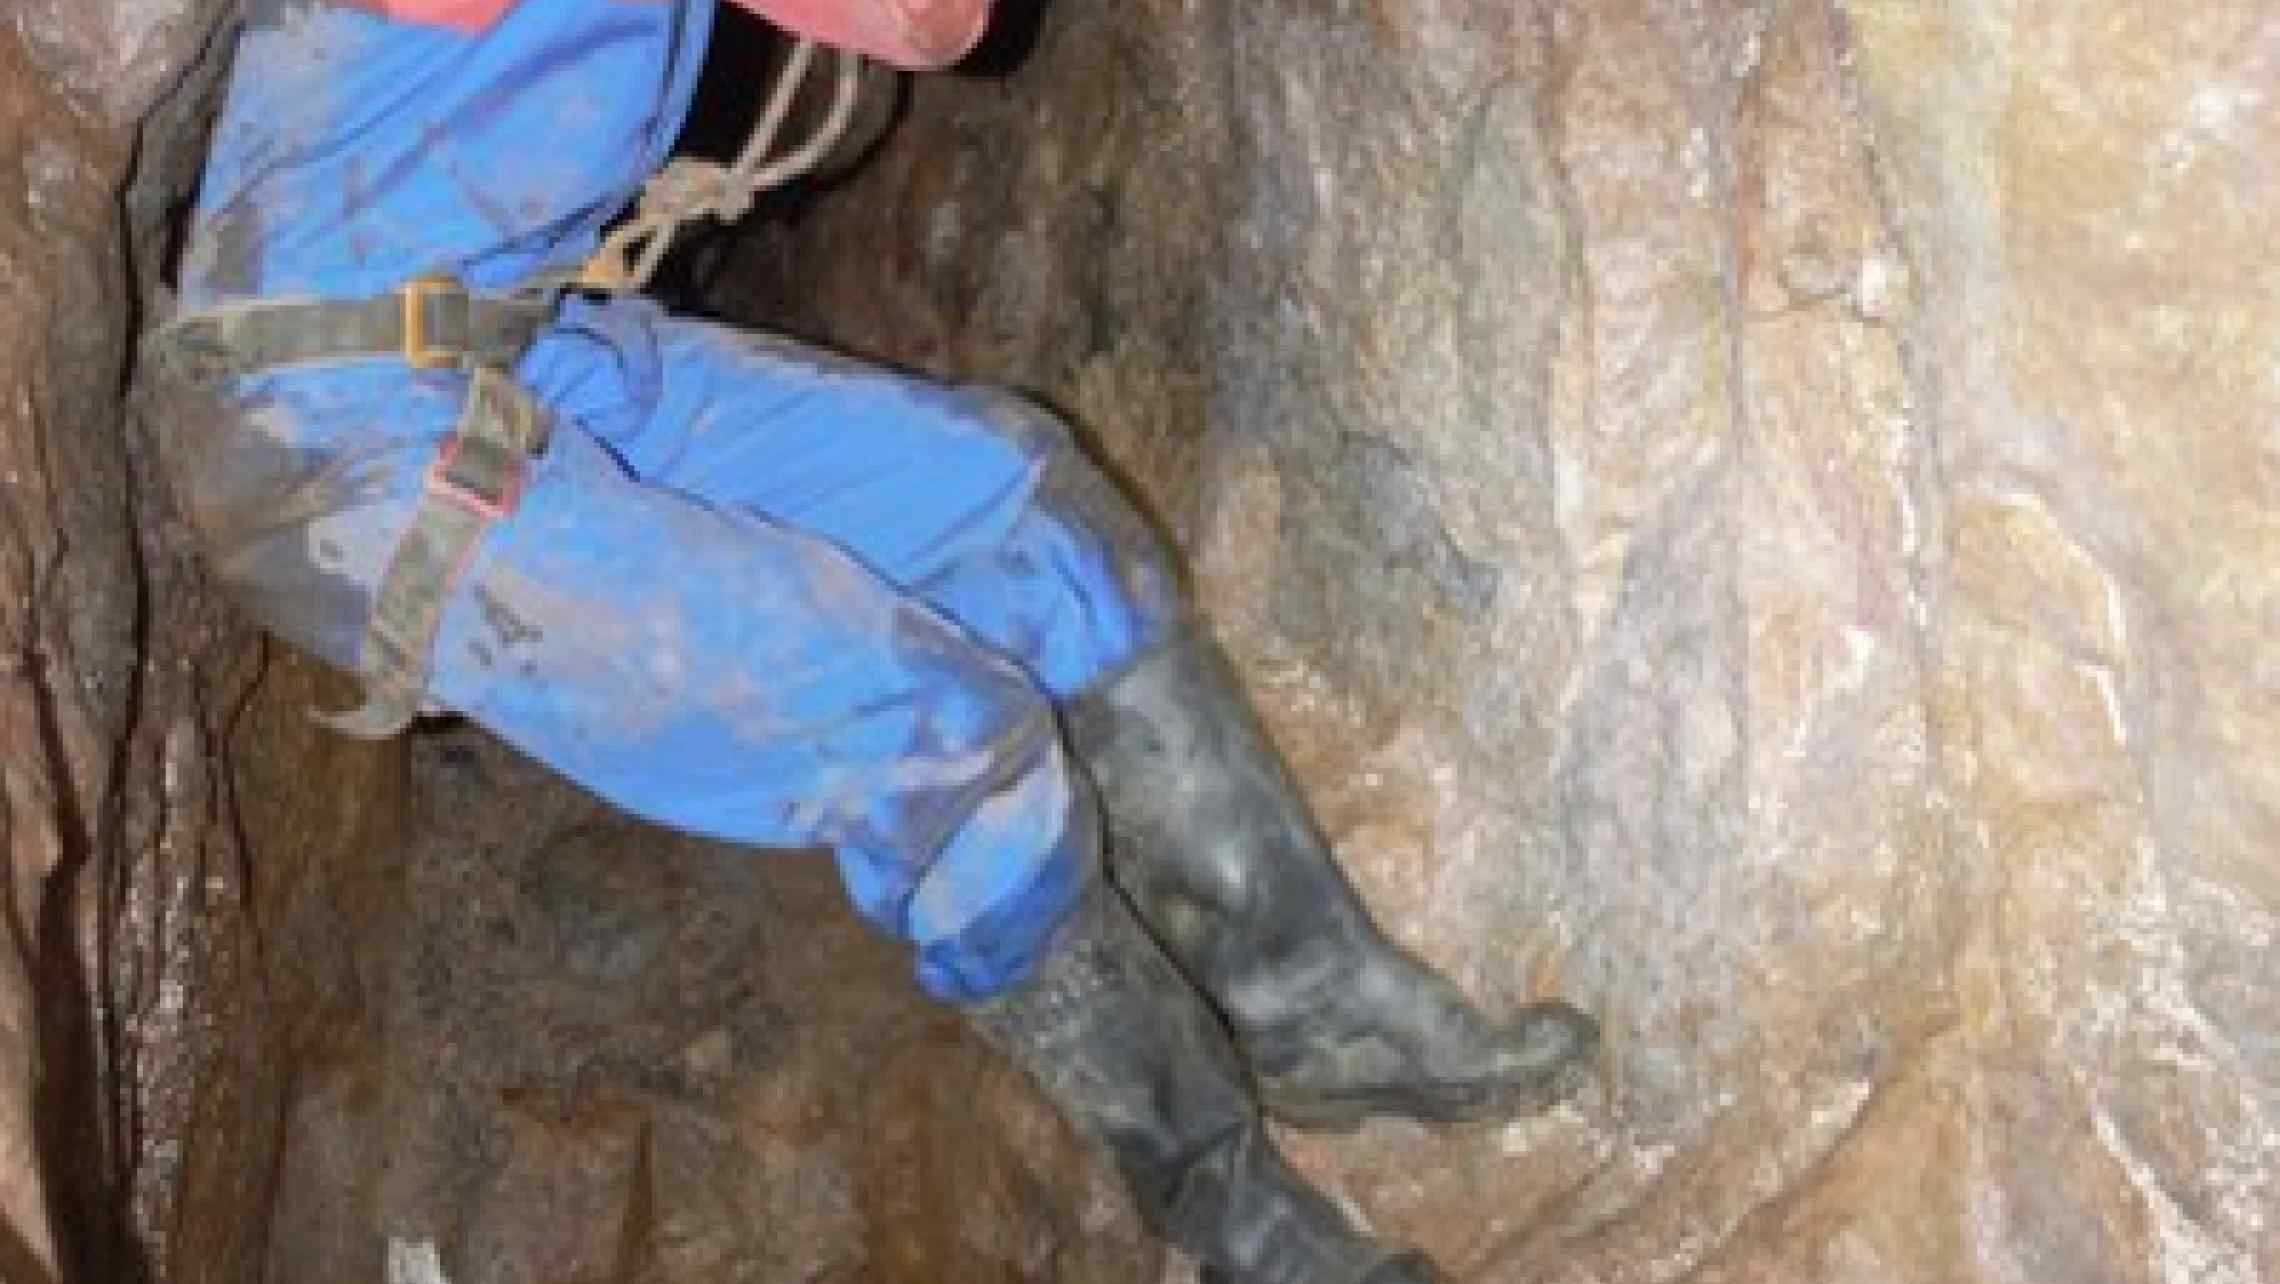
247, 722, 1155, 1284
5, 1, 2274, 1281
720, 0, 2280, 1279
0, 3, 242, 1280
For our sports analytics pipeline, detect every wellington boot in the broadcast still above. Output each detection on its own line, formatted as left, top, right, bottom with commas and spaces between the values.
970, 884, 1447, 1283
1069, 627, 1598, 1129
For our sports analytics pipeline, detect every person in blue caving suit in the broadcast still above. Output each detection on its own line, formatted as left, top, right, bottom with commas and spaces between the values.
153, 2, 1598, 1278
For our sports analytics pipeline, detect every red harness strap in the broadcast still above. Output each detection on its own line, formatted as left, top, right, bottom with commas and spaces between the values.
725, 0, 990, 70
358, 0, 517, 33
355, 1, 987, 70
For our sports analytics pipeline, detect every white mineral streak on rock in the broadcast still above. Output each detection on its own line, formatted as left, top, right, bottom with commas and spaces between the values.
386, 1237, 454, 1284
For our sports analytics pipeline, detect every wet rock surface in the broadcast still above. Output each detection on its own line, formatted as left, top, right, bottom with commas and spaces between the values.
0, 2, 239, 1280
719, 0, 2280, 1280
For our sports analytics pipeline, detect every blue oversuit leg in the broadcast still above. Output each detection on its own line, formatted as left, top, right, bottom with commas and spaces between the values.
407, 297, 1178, 1002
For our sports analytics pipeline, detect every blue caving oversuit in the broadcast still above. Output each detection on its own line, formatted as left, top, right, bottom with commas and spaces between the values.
171, 0, 1176, 1001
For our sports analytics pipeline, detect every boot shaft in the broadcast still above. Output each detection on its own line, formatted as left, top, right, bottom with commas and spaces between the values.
1065, 625, 1600, 1131
966, 883, 1437, 1284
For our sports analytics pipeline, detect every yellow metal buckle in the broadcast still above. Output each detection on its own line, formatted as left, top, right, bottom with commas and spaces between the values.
399, 275, 465, 371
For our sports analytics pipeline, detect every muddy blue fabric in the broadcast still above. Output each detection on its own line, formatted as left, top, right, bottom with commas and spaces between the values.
170, 0, 1177, 1002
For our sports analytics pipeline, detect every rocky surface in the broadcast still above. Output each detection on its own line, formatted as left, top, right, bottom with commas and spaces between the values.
4, 0, 2275, 1282
0, 3, 238, 1280
720, 0, 2280, 1279
247, 716, 1155, 1284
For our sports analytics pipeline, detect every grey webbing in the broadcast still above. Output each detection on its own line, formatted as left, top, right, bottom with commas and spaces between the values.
314, 365, 547, 739
158, 278, 552, 384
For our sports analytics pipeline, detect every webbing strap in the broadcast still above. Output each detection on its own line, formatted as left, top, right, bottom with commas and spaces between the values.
158, 277, 552, 384
314, 366, 548, 739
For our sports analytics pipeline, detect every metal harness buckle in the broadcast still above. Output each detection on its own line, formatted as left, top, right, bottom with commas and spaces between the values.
399, 274, 468, 371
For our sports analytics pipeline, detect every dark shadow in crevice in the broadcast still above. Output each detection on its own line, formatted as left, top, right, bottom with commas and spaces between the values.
28, 620, 155, 1284
955, 0, 1057, 78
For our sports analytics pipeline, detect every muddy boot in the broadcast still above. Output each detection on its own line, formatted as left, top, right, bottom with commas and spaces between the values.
1067, 625, 1599, 1130
969, 883, 1445, 1284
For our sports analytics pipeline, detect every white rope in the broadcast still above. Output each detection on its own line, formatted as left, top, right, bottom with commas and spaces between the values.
581, 39, 864, 293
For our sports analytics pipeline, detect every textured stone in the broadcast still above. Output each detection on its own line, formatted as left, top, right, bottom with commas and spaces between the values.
0, 5, 332, 1282
13, 0, 227, 128
250, 723, 1158, 1284
0, 5, 212, 1278
9, 0, 2277, 1280
718, 0, 2280, 1279
0, 28, 125, 1276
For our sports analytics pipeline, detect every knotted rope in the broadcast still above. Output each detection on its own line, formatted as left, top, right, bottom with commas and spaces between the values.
581, 39, 863, 293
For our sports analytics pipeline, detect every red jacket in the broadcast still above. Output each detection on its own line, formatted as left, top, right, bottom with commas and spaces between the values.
370, 0, 989, 69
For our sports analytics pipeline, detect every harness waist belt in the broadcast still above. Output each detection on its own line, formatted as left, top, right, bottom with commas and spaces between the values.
158, 276, 553, 384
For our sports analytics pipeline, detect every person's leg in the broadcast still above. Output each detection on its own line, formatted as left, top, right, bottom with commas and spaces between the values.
178, 355, 1440, 1283
604, 304, 1599, 1130
973, 880, 1443, 1284
505, 304, 1447, 1278
432, 396, 1100, 1003
159, 332, 1086, 1001
607, 309, 1180, 700
1068, 630, 1600, 1129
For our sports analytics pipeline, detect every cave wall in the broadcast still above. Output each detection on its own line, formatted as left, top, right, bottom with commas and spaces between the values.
2, 1, 2274, 1282
721, 0, 2280, 1279
4, 8, 489, 1284
1, 3, 234, 1280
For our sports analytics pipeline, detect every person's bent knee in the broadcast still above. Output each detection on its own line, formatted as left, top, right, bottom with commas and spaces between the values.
944, 385, 1189, 682
900, 723, 1103, 1004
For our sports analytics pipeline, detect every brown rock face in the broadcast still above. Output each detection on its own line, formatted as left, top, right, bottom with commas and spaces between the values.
5, 0, 2275, 1282
0, 26, 117, 1278
0, 3, 239, 1280
720, 0, 2280, 1279
244, 720, 1154, 1284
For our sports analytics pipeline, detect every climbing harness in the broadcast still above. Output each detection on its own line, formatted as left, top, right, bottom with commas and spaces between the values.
154, 39, 863, 738
580, 39, 864, 293
156, 276, 553, 738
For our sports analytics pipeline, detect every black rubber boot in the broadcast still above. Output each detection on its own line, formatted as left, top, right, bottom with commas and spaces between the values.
969, 883, 1446, 1284
1067, 625, 1599, 1131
